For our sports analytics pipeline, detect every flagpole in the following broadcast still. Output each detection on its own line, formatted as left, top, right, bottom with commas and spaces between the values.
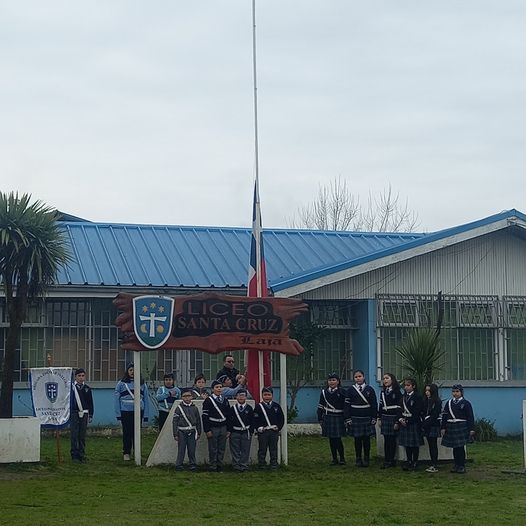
252, 0, 265, 397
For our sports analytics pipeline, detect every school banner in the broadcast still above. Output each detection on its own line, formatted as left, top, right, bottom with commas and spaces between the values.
29, 367, 73, 427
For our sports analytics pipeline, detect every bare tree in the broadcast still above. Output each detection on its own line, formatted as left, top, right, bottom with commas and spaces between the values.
290, 178, 419, 232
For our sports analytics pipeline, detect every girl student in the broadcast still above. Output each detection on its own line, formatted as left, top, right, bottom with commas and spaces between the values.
398, 377, 424, 471
377, 373, 402, 468
344, 369, 378, 467
317, 372, 346, 465
114, 363, 150, 461
422, 383, 442, 473
441, 384, 475, 474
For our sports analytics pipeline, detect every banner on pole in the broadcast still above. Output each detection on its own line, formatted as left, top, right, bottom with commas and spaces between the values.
29, 367, 73, 428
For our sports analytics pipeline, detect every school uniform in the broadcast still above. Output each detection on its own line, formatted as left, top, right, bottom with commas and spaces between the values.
114, 380, 150, 456
378, 387, 402, 466
253, 400, 285, 468
227, 402, 254, 471
156, 385, 181, 430
173, 401, 202, 470
344, 383, 378, 466
441, 397, 475, 472
398, 391, 424, 448
190, 386, 209, 400
70, 381, 94, 462
344, 384, 378, 437
422, 397, 442, 467
202, 394, 230, 470
318, 386, 346, 464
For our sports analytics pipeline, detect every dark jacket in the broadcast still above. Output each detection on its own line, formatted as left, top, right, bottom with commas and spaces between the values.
378, 387, 402, 420
172, 402, 202, 436
400, 391, 424, 425
317, 387, 345, 422
202, 395, 230, 433
253, 401, 285, 432
227, 403, 254, 433
441, 398, 475, 432
422, 398, 442, 430
71, 382, 94, 418
216, 366, 240, 386
344, 384, 378, 420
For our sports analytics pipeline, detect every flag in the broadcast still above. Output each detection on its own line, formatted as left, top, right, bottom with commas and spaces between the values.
246, 178, 271, 402
29, 367, 73, 427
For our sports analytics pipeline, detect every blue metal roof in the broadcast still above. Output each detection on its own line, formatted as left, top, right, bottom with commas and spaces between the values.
56, 209, 525, 292
57, 222, 424, 289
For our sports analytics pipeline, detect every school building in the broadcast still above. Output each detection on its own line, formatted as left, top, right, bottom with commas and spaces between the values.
5, 208, 526, 434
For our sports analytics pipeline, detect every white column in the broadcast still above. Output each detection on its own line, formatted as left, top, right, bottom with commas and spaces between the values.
134, 351, 142, 466
523, 400, 526, 471
280, 352, 288, 465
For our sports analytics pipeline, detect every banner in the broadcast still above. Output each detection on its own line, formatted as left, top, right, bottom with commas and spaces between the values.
29, 367, 73, 427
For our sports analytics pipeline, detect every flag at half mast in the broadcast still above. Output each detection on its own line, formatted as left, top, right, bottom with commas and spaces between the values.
246, 178, 271, 402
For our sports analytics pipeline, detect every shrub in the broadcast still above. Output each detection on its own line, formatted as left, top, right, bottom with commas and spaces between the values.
474, 417, 498, 442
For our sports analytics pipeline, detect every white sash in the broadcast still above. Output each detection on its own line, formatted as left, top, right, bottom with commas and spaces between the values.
73, 384, 87, 418
402, 396, 412, 417
322, 389, 343, 414
381, 392, 400, 412
447, 400, 466, 423
209, 396, 226, 422
259, 402, 274, 430
351, 384, 371, 408
233, 404, 250, 434
124, 382, 135, 400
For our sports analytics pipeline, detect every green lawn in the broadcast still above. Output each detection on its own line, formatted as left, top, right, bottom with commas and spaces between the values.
1, 435, 525, 525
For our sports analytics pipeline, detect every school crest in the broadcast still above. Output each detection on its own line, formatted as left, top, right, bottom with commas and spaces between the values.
133, 296, 174, 349
45, 382, 58, 403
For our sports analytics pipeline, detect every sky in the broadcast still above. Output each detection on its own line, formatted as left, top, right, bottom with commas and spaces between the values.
2, 1, 526, 232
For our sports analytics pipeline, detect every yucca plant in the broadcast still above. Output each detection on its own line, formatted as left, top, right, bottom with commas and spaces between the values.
0, 192, 71, 417
396, 327, 445, 393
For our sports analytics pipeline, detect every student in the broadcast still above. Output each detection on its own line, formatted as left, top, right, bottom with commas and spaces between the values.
202, 379, 231, 471
377, 372, 402, 469
317, 372, 346, 465
344, 370, 378, 467
441, 384, 475, 474
422, 383, 442, 473
218, 374, 248, 399
114, 363, 150, 461
173, 388, 202, 471
190, 374, 209, 399
227, 388, 254, 471
398, 377, 424, 471
253, 386, 285, 469
70, 368, 94, 463
156, 373, 181, 431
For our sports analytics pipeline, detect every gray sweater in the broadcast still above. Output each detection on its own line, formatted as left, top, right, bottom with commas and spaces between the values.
172, 403, 202, 436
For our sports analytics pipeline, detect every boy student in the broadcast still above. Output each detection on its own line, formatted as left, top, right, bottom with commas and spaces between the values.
173, 388, 202, 471
253, 387, 285, 469
202, 379, 231, 471
227, 388, 254, 471
156, 373, 181, 431
70, 368, 94, 463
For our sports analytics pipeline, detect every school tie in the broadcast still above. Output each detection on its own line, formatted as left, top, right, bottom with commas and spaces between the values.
359, 385, 363, 392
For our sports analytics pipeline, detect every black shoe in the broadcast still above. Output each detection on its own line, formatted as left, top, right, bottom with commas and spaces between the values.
362, 458, 370, 467
450, 465, 458, 473
355, 458, 363, 467
456, 466, 466, 474
389, 461, 397, 468
402, 461, 411, 471
339, 459, 346, 465
209, 466, 217, 472
189, 466, 197, 472
381, 462, 390, 469
411, 461, 418, 471
216, 466, 223, 472
258, 463, 267, 469
330, 459, 339, 465
270, 464, 279, 470
175, 466, 184, 471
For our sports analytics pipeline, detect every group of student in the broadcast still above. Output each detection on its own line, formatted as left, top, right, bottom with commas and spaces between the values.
112, 360, 285, 471
318, 370, 476, 473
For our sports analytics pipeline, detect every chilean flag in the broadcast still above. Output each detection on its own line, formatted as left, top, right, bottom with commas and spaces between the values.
246, 178, 271, 402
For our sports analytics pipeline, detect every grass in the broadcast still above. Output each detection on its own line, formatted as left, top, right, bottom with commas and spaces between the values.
1, 435, 525, 525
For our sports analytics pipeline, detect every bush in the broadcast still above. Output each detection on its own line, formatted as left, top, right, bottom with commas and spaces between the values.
288, 406, 299, 423
474, 418, 498, 442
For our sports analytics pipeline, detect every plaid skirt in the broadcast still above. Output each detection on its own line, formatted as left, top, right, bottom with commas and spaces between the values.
442, 421, 469, 448
398, 423, 424, 447
348, 416, 376, 438
380, 415, 399, 437
423, 424, 441, 439
321, 413, 345, 438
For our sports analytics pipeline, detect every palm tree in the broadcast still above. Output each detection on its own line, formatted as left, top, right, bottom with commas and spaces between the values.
0, 192, 71, 417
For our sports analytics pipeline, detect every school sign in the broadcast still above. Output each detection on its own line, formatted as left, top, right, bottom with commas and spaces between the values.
114, 292, 308, 355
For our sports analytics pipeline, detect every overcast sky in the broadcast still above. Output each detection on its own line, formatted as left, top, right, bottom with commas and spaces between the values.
2, 1, 526, 232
